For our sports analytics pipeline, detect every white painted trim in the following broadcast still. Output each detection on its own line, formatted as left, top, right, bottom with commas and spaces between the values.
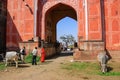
85, 0, 88, 40
34, 0, 38, 37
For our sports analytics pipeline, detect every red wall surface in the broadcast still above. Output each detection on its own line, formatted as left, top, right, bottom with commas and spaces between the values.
88, 0, 102, 40
104, 0, 120, 50
6, 0, 34, 48
6, 0, 120, 52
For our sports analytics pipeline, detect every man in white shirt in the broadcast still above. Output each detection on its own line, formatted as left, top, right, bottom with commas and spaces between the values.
32, 47, 38, 65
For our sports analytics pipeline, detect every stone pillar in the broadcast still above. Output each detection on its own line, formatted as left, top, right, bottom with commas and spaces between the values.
34, 0, 38, 37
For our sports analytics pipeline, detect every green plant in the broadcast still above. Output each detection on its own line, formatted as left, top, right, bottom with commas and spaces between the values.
25, 53, 40, 63
0, 62, 5, 70
62, 62, 120, 76
98, 72, 120, 76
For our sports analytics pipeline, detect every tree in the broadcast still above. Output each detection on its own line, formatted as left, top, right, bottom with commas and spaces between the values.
60, 34, 75, 48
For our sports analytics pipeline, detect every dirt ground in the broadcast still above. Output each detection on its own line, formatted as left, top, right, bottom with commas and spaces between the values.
0, 52, 120, 80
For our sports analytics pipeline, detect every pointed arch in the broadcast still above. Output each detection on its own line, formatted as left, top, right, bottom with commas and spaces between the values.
45, 3, 77, 22
42, 3, 77, 43
41, 1, 78, 40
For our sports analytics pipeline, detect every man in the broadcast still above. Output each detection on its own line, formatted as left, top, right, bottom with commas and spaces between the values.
20, 46, 26, 63
32, 47, 38, 65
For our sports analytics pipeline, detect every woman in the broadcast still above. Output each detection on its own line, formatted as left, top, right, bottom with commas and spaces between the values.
40, 47, 45, 62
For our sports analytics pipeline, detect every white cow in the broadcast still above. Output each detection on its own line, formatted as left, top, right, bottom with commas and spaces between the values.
5, 51, 19, 68
97, 51, 109, 73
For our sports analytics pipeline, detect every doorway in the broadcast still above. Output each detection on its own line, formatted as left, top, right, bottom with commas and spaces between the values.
44, 3, 77, 43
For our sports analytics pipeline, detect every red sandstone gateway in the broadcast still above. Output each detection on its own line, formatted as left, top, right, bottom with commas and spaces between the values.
0, 0, 119, 60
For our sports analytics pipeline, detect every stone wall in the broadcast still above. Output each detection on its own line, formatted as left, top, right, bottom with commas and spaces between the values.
19, 41, 57, 58
19, 41, 39, 54
0, 0, 7, 52
79, 41, 104, 51
104, 0, 120, 50
6, 0, 34, 48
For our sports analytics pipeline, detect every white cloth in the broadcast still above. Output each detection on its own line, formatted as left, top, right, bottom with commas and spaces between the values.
20, 49, 23, 53
32, 49, 38, 56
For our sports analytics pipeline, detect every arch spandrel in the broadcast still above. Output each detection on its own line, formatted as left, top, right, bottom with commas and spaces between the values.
45, 3, 77, 23
43, 0, 78, 13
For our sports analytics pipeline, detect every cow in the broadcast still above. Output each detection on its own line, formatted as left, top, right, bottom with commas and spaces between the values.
5, 51, 19, 68
97, 51, 109, 73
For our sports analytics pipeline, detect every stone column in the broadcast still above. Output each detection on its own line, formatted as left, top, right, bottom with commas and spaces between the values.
34, 0, 38, 37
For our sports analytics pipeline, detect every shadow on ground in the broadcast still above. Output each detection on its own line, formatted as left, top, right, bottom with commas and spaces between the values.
107, 66, 113, 72
46, 51, 73, 60
38, 60, 53, 65
18, 64, 30, 68
59, 51, 73, 57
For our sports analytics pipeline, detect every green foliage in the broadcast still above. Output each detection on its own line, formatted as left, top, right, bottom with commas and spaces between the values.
62, 62, 99, 71
0, 62, 5, 70
25, 53, 40, 63
63, 62, 88, 70
98, 72, 120, 76
62, 62, 120, 76
68, 45, 74, 49
60, 34, 75, 45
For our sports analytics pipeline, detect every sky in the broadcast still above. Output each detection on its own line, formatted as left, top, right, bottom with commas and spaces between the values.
56, 17, 78, 42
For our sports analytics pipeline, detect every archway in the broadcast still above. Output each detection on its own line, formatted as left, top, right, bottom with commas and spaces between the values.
57, 17, 78, 50
44, 3, 77, 43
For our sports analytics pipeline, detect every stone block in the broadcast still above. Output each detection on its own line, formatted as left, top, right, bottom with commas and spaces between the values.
79, 41, 105, 51
73, 50, 103, 61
